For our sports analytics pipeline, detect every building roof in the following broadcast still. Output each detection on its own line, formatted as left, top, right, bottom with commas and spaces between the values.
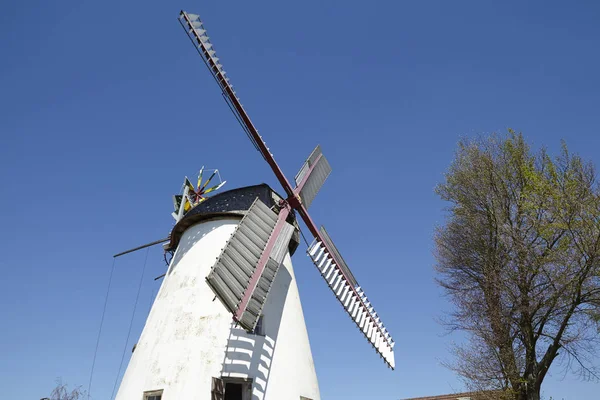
402, 391, 504, 400
165, 183, 300, 254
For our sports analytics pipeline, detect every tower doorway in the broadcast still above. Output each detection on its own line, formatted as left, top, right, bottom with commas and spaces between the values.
212, 377, 252, 400
224, 382, 242, 400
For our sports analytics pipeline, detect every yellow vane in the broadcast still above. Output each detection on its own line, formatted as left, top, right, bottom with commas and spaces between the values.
172, 167, 227, 222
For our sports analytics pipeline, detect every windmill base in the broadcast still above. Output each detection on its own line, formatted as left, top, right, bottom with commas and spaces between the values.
115, 216, 320, 400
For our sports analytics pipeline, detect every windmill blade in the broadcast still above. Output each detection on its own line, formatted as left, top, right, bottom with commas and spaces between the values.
184, 177, 195, 193
197, 166, 205, 189
199, 170, 217, 192
173, 184, 192, 221
179, 10, 296, 198
180, 8, 396, 372
319, 226, 357, 288
206, 198, 295, 332
183, 197, 192, 212
179, 11, 237, 102
202, 180, 227, 195
173, 195, 182, 212
172, 193, 193, 214
307, 227, 395, 369
178, 10, 245, 137
294, 145, 332, 208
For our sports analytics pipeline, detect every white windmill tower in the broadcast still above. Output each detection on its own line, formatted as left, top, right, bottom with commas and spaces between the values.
113, 10, 395, 400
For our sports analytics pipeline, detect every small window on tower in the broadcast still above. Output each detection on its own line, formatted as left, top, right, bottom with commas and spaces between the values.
143, 389, 163, 400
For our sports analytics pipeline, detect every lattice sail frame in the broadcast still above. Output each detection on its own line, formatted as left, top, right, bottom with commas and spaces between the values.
308, 231, 395, 368
179, 10, 396, 369
294, 145, 332, 209
206, 198, 294, 331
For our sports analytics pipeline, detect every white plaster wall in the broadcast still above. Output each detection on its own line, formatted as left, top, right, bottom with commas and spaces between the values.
260, 252, 320, 400
115, 216, 320, 400
221, 251, 320, 400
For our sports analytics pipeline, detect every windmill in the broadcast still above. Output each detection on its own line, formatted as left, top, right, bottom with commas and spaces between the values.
113, 9, 395, 400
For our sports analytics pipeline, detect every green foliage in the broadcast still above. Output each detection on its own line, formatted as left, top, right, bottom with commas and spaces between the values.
435, 131, 600, 400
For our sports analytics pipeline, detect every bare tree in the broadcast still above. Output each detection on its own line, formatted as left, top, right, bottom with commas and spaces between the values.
45, 379, 87, 400
435, 131, 600, 400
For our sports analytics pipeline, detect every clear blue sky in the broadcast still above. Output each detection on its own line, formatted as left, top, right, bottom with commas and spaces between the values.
1, 1, 599, 399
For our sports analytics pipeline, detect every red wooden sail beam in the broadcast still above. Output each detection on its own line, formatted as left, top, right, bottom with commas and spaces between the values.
179, 11, 295, 199
234, 206, 291, 323
179, 10, 395, 369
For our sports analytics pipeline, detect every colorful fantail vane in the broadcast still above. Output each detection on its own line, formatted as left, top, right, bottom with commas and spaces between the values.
172, 167, 226, 221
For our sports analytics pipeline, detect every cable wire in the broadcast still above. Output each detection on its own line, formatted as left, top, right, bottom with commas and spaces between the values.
87, 257, 117, 400
299, 226, 311, 248
221, 92, 263, 156
109, 247, 151, 400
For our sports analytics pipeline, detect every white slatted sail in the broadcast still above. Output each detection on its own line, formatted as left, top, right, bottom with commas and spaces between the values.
307, 236, 395, 369
294, 145, 331, 208
179, 11, 270, 155
206, 198, 294, 332
319, 226, 358, 288
179, 11, 237, 101
180, 9, 397, 371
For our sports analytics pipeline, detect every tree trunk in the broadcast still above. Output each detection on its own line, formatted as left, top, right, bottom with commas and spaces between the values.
526, 389, 541, 400
516, 383, 541, 400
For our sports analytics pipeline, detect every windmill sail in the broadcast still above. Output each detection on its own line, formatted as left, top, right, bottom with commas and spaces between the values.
180, 9, 398, 370
307, 230, 395, 369
178, 12, 248, 145
319, 226, 358, 288
179, 10, 296, 195
206, 198, 295, 331
294, 145, 332, 208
